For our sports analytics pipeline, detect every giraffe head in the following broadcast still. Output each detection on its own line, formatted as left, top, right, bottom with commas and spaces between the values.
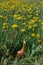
23, 39, 26, 45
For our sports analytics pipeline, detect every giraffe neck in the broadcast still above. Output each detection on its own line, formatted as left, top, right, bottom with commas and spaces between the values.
22, 43, 25, 50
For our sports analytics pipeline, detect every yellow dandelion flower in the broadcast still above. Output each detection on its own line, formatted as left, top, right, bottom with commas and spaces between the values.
18, 9, 22, 12
11, 6, 15, 9
36, 34, 40, 38
28, 25, 32, 29
36, 7, 38, 9
36, 13, 38, 16
38, 20, 41, 22
3, 23, 7, 25
31, 33, 36, 37
42, 26, 43, 30
18, 14, 21, 16
3, 5, 7, 9
2, 25, 8, 29
6, 18, 8, 21
22, 8, 25, 11
0, 15, 3, 18
29, 19, 35, 25
28, 8, 31, 12
36, 10, 38, 13
40, 2, 43, 5
20, 29, 25, 32
42, 9, 43, 11
4, 16, 8, 21
33, 24, 37, 27
12, 24, 18, 28
31, 19, 35, 23
21, 23, 26, 25
13, 14, 17, 18
16, 16, 23, 20
23, 17, 26, 20
2, 26, 5, 28
37, 39, 41, 43
33, 17, 36, 19
29, 12, 32, 14
29, 22, 32, 25
41, 22, 43, 25
33, 17, 38, 20
4, 9, 7, 11
28, 15, 32, 18
4, 16, 7, 19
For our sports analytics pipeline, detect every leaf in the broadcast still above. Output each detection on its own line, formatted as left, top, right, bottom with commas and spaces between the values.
35, 60, 40, 65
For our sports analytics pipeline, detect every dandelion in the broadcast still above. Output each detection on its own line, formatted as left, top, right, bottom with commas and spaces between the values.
3, 8, 6, 10
42, 26, 43, 30
30, 19, 36, 25
28, 15, 32, 18
31, 33, 36, 37
33, 17, 38, 20
42, 9, 43, 11
21, 23, 26, 25
28, 25, 32, 29
29, 22, 32, 25
2, 25, 8, 29
11, 6, 15, 9
36, 7, 38, 9
16, 16, 23, 20
4, 16, 7, 19
40, 2, 43, 5
13, 14, 17, 18
28, 8, 31, 12
33, 17, 36, 19
0, 15, 3, 18
41, 22, 43, 25
33, 24, 37, 27
29, 12, 32, 14
3, 23, 7, 25
23, 17, 26, 20
18, 9, 22, 12
4, 16, 8, 21
37, 39, 41, 43
36, 34, 40, 38
38, 20, 41, 22
12, 24, 18, 28
36, 13, 38, 16
22, 8, 25, 11
20, 29, 25, 32
29, 19, 35, 25
31, 19, 35, 23
2, 26, 5, 28
36, 10, 38, 13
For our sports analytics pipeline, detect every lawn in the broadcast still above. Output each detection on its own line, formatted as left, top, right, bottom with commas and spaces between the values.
0, 0, 43, 65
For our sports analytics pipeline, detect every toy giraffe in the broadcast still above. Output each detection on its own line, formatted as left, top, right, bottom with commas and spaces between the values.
16, 39, 26, 58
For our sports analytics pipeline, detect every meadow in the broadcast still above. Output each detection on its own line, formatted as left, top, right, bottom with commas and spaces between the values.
0, 0, 43, 65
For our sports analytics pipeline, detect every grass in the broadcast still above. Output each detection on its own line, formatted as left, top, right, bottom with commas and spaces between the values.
0, 0, 43, 65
